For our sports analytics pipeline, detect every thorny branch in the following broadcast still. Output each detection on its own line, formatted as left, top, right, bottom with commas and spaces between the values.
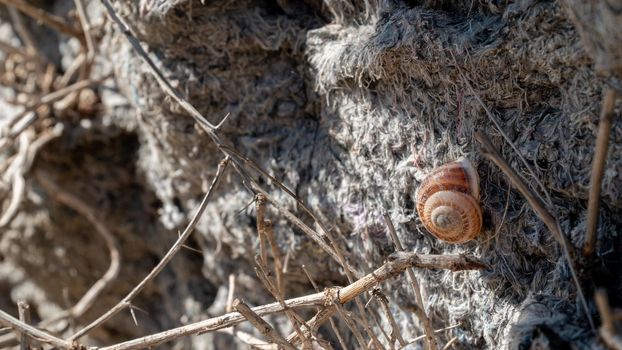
0, 309, 72, 349
68, 157, 230, 340
92, 252, 485, 350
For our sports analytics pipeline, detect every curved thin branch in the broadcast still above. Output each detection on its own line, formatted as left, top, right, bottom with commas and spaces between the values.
35, 170, 121, 323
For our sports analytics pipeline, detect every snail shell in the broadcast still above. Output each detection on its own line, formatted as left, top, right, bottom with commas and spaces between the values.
415, 158, 482, 243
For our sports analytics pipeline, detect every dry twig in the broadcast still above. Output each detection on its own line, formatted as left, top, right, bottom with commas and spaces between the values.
233, 299, 298, 350
254, 196, 311, 347
17, 300, 31, 350
372, 290, 406, 348
1, 75, 110, 150
398, 324, 461, 350
7, 6, 36, 55
94, 252, 484, 350
98, 0, 216, 132
0, 309, 72, 349
0, 0, 82, 39
334, 301, 368, 349
383, 213, 437, 350
584, 89, 618, 258
302, 264, 349, 350
595, 289, 622, 350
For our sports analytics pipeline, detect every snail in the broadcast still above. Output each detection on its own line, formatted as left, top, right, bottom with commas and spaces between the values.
415, 158, 482, 243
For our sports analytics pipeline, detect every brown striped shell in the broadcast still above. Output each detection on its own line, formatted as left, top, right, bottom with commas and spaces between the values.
415, 158, 482, 243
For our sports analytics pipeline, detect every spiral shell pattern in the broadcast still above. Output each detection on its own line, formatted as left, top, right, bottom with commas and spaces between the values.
415, 158, 482, 243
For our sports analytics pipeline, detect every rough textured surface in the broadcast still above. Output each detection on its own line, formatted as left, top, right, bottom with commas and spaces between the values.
1, 0, 621, 349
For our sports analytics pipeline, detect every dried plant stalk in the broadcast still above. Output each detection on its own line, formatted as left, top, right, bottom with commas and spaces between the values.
96, 252, 485, 350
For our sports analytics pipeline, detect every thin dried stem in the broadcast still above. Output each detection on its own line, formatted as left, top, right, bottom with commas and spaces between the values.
1, 75, 110, 149
595, 289, 622, 350
225, 274, 236, 314
0, 0, 82, 38
35, 169, 121, 322
288, 253, 486, 344
255, 196, 311, 347
0, 309, 72, 349
99, 0, 216, 131
96, 252, 484, 350
216, 329, 277, 350
372, 290, 406, 348
7, 6, 36, 54
17, 300, 31, 350
256, 195, 270, 267
399, 324, 461, 350
334, 301, 368, 350
369, 307, 394, 350
302, 264, 349, 350
475, 131, 594, 332
252, 178, 382, 348
250, 184, 342, 267
0, 132, 29, 227
584, 89, 618, 258
442, 336, 458, 350
69, 157, 229, 340
233, 299, 297, 350
0, 39, 33, 57
383, 213, 437, 350
73, 0, 96, 62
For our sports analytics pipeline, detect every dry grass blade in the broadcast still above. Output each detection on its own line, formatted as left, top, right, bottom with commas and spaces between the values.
383, 213, 437, 350
0, 0, 82, 39
35, 170, 121, 322
584, 88, 618, 258
233, 299, 298, 350
68, 157, 229, 340
475, 131, 595, 332
95, 252, 484, 350
0, 309, 72, 349
0, 132, 29, 227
